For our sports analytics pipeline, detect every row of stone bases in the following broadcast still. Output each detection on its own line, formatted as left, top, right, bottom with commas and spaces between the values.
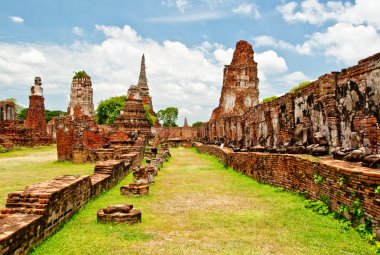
98, 145, 170, 225
0, 137, 170, 254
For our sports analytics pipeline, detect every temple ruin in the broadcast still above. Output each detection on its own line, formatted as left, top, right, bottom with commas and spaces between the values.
24, 77, 48, 137
67, 72, 94, 117
0, 101, 16, 121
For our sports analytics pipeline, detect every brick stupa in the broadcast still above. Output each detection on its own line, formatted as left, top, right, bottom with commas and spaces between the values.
113, 94, 151, 134
24, 77, 48, 136
211, 40, 259, 119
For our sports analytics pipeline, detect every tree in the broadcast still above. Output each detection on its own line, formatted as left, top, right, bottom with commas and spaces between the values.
45, 110, 66, 122
6, 98, 25, 122
157, 107, 178, 127
192, 121, 204, 127
96, 95, 127, 125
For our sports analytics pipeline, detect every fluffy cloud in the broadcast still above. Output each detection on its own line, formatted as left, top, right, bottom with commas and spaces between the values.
278, 0, 380, 28
255, 23, 380, 65
232, 2, 260, 18
0, 24, 304, 124
9, 16, 24, 24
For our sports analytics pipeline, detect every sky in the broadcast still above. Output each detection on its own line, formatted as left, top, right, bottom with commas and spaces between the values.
1, 0, 380, 125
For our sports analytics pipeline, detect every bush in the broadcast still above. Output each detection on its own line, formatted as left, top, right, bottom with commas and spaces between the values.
261, 96, 278, 103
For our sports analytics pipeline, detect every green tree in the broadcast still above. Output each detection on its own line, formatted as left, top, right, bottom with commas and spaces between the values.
96, 95, 127, 125
157, 107, 178, 127
45, 110, 66, 122
192, 121, 204, 127
6, 98, 25, 122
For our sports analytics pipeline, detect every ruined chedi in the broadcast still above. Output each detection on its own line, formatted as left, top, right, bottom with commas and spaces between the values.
128, 54, 155, 114
210, 40, 259, 119
24, 77, 48, 136
67, 71, 94, 117
113, 93, 151, 134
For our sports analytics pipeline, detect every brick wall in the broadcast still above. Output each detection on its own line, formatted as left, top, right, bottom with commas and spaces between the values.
197, 52, 380, 153
194, 142, 380, 235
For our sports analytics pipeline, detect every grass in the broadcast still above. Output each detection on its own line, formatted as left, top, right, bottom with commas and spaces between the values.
29, 147, 376, 255
0, 145, 94, 209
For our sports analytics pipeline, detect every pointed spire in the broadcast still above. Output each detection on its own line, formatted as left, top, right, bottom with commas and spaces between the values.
184, 116, 188, 127
137, 54, 149, 95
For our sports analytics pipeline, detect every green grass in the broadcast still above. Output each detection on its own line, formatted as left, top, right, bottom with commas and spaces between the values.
0, 145, 93, 208
30, 147, 376, 255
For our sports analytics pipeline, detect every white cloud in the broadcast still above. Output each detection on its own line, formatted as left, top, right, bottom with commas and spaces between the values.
277, 0, 380, 28
256, 50, 288, 74
232, 2, 260, 18
72, 26, 84, 36
277, 71, 309, 87
254, 23, 380, 65
9, 16, 24, 24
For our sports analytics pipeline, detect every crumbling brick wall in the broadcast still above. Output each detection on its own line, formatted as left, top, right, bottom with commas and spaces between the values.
198, 52, 380, 153
195, 143, 380, 236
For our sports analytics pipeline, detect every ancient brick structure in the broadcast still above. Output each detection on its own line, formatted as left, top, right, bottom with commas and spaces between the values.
210, 40, 259, 120
183, 117, 189, 127
24, 77, 48, 136
113, 94, 152, 135
97, 204, 141, 224
67, 73, 94, 117
0, 78, 52, 149
0, 137, 151, 254
127, 54, 158, 125
197, 46, 380, 166
120, 181, 149, 196
152, 126, 197, 146
194, 143, 380, 236
0, 101, 16, 121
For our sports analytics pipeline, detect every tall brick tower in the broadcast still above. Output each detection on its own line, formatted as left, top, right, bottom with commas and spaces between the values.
211, 40, 259, 119
67, 71, 94, 117
25, 77, 48, 135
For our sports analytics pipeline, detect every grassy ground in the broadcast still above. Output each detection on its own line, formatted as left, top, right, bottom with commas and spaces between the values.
0, 146, 94, 208
30, 147, 376, 255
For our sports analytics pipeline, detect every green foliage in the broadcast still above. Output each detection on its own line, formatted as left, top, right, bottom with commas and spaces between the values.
351, 199, 364, 222
45, 110, 66, 122
304, 199, 330, 215
96, 95, 127, 125
0, 145, 7, 153
338, 204, 349, 215
338, 176, 345, 186
17, 109, 66, 123
375, 186, 380, 194
6, 98, 25, 121
73, 70, 90, 79
192, 121, 204, 127
261, 96, 278, 103
157, 107, 178, 127
313, 174, 323, 185
291, 80, 311, 92
17, 108, 28, 122
143, 105, 157, 127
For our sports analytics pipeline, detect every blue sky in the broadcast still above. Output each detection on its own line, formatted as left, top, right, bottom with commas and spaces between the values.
1, 0, 379, 124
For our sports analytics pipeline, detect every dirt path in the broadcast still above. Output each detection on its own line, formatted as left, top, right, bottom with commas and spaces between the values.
31, 147, 376, 255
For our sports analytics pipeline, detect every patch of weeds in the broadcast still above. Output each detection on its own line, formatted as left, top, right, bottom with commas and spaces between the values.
375, 186, 380, 194
338, 176, 345, 186
313, 174, 323, 185
304, 200, 330, 215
